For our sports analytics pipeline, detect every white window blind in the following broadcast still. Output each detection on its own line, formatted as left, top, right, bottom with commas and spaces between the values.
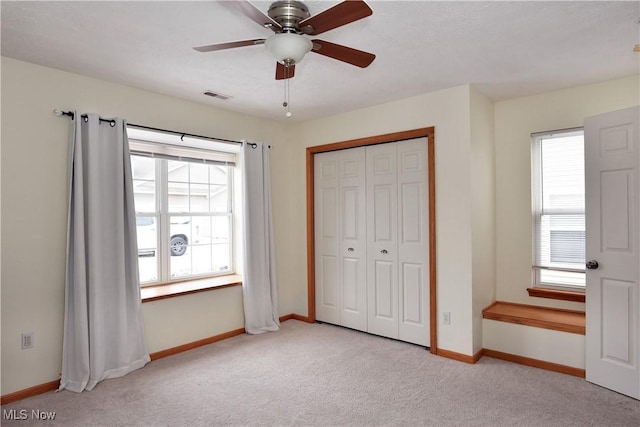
532, 128, 585, 289
127, 127, 238, 166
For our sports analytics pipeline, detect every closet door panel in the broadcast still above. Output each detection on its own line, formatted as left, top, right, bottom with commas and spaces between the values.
367, 144, 399, 339
342, 258, 359, 310
318, 188, 337, 252
374, 260, 395, 317
401, 262, 424, 324
373, 186, 394, 241
397, 138, 429, 346
400, 183, 421, 243
339, 148, 367, 331
314, 152, 341, 324
319, 255, 339, 308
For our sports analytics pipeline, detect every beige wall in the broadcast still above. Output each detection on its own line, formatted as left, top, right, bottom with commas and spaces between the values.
494, 74, 640, 312
288, 84, 482, 356
470, 87, 496, 354
483, 319, 585, 369
3, 53, 637, 397
0, 57, 287, 395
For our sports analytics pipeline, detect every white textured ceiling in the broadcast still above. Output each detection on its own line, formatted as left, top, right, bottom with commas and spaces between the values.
1, 1, 638, 122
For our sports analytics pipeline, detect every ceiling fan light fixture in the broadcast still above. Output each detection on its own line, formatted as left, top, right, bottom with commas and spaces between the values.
265, 32, 312, 64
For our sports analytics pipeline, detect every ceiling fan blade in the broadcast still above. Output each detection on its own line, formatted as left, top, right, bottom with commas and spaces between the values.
311, 39, 375, 68
224, 0, 282, 33
275, 62, 296, 80
299, 0, 372, 35
193, 39, 265, 53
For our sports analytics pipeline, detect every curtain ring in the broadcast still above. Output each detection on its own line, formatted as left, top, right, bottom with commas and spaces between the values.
110, 120, 116, 127
83, 116, 88, 123
181, 134, 185, 141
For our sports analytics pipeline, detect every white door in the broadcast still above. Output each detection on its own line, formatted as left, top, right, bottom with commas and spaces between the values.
314, 149, 367, 331
366, 143, 399, 339
585, 106, 640, 399
339, 148, 368, 331
314, 151, 341, 325
397, 138, 430, 346
315, 138, 430, 346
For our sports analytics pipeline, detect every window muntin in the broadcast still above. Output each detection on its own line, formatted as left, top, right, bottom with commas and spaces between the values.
129, 128, 237, 286
532, 129, 585, 290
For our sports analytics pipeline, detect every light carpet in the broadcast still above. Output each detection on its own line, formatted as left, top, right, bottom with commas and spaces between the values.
2, 320, 639, 426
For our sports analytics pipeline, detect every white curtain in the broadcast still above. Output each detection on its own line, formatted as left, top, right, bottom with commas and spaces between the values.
241, 142, 280, 334
60, 113, 149, 393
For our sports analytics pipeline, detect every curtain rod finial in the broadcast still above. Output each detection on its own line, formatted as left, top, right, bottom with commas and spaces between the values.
54, 109, 75, 119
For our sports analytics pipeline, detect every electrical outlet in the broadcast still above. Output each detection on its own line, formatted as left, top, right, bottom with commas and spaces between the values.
22, 332, 34, 349
442, 312, 451, 325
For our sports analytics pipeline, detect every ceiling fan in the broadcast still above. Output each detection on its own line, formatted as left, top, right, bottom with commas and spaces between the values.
194, 0, 376, 80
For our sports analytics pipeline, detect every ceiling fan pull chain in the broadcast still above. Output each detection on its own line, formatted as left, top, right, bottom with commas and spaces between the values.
283, 65, 292, 118
282, 75, 287, 109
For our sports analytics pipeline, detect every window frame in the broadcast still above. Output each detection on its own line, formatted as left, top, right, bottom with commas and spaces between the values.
128, 127, 239, 287
531, 127, 586, 293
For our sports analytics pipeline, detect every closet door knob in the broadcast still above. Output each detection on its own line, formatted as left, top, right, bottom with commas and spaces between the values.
381, 249, 388, 254
347, 248, 354, 252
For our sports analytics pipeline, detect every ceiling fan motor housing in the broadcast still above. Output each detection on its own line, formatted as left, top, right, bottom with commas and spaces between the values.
267, 0, 311, 32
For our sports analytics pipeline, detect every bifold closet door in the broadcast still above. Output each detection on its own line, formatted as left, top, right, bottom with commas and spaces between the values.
315, 138, 429, 346
366, 143, 399, 339
314, 148, 367, 331
396, 138, 429, 346
366, 139, 429, 346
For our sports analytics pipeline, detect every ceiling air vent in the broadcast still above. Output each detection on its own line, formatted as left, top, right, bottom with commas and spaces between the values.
203, 91, 232, 101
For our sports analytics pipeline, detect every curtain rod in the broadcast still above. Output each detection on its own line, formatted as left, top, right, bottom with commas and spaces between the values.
53, 109, 252, 147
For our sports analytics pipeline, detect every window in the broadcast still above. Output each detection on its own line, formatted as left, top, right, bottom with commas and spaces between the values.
128, 128, 239, 285
532, 128, 585, 290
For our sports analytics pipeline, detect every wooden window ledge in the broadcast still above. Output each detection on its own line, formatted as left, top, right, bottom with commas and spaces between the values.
141, 274, 242, 302
527, 287, 585, 303
482, 301, 585, 335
